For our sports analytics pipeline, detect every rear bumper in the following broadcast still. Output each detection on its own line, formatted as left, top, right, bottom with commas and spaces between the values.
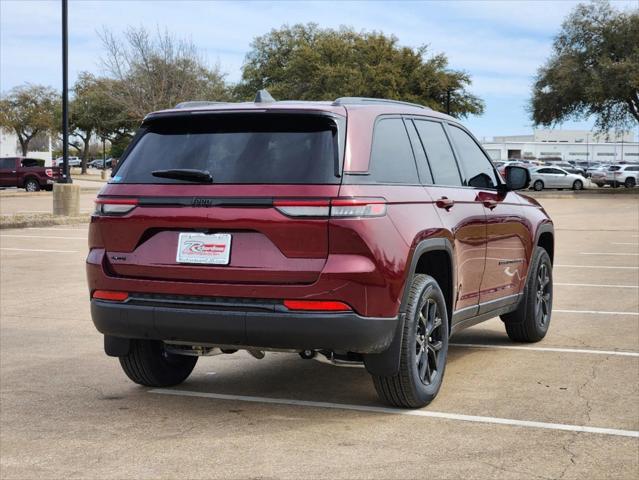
91, 299, 398, 354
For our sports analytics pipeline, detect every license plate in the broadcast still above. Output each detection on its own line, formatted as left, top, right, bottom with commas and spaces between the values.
176, 233, 231, 265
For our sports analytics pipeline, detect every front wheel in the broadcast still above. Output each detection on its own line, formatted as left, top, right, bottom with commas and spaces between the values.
501, 247, 553, 342
624, 178, 636, 188
119, 339, 198, 387
372, 274, 449, 408
572, 179, 583, 190
532, 180, 544, 191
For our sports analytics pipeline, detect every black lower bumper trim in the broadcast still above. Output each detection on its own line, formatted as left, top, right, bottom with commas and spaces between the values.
91, 300, 398, 354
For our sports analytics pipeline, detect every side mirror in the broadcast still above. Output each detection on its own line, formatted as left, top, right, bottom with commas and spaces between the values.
503, 165, 530, 191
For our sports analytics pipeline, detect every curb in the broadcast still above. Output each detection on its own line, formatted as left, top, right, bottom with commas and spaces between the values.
0, 214, 90, 230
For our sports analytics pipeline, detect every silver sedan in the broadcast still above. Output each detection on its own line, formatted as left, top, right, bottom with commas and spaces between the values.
529, 167, 587, 191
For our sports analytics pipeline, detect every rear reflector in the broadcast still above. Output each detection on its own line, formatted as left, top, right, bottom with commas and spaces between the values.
283, 300, 352, 311
45, 168, 53, 177
92, 290, 129, 302
274, 199, 330, 217
94, 198, 138, 215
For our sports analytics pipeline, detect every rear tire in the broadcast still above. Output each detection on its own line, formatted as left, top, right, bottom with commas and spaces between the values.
533, 180, 544, 191
24, 178, 40, 192
372, 274, 449, 408
501, 247, 553, 342
572, 179, 583, 190
119, 339, 197, 387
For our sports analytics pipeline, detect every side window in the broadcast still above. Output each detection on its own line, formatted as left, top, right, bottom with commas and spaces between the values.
369, 118, 419, 183
404, 120, 433, 184
0, 158, 16, 169
413, 120, 462, 186
448, 125, 498, 189
21, 158, 43, 168
537, 168, 551, 174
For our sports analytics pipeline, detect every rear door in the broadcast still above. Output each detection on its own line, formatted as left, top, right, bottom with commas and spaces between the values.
94, 112, 344, 285
445, 124, 528, 311
411, 118, 487, 318
0, 158, 18, 187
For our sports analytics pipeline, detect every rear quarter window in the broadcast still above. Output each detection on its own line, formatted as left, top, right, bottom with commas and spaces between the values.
368, 117, 419, 184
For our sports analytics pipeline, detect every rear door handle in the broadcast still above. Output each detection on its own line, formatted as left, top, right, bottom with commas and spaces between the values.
483, 200, 498, 210
436, 197, 455, 210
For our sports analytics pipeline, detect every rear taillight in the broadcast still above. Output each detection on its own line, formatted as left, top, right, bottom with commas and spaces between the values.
45, 168, 53, 177
92, 290, 129, 301
283, 300, 352, 311
94, 198, 138, 216
274, 198, 386, 218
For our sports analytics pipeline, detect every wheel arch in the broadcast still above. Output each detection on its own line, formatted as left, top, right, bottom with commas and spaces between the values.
535, 223, 554, 264
364, 237, 455, 377
22, 175, 40, 188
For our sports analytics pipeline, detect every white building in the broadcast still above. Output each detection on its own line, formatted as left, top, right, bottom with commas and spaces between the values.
482, 129, 639, 164
0, 128, 53, 163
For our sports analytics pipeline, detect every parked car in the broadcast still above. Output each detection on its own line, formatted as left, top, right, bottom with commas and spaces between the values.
54, 156, 81, 167
605, 165, 639, 188
87, 94, 554, 408
88, 158, 113, 169
548, 162, 586, 177
529, 166, 586, 191
0, 157, 60, 191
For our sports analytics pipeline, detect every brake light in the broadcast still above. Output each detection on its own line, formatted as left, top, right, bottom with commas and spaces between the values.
45, 168, 53, 177
274, 198, 386, 218
283, 300, 352, 311
92, 290, 129, 301
94, 198, 138, 215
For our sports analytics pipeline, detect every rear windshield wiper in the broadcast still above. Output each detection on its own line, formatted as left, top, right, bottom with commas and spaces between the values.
151, 168, 213, 183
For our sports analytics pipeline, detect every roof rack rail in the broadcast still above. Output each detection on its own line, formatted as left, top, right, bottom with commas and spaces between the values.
174, 101, 228, 109
332, 97, 428, 110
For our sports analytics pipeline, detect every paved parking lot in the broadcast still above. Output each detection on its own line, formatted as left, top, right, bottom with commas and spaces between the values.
1, 195, 638, 479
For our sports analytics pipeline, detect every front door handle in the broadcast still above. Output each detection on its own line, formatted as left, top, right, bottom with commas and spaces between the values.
436, 197, 455, 210
483, 200, 498, 210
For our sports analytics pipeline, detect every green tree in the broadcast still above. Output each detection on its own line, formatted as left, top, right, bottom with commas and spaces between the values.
236, 24, 484, 118
69, 73, 136, 172
0, 84, 59, 155
99, 26, 230, 119
531, 1, 639, 132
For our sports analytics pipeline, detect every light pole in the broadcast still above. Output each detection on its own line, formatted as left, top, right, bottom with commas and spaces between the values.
60, 0, 71, 183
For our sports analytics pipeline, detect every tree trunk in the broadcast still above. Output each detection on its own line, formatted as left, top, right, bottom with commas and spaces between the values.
16, 132, 29, 156
81, 132, 92, 175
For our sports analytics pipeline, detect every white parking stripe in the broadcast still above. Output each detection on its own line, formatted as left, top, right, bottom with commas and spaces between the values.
612, 242, 638, 246
580, 252, 639, 256
555, 264, 639, 269
0, 247, 78, 253
149, 389, 639, 438
554, 309, 638, 316
450, 343, 639, 357
26, 227, 88, 232
555, 282, 638, 289
0, 234, 86, 240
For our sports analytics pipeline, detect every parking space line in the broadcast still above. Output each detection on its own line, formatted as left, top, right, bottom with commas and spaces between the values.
555, 264, 639, 269
612, 242, 638, 246
580, 252, 639, 256
26, 227, 89, 232
0, 247, 78, 253
0, 234, 86, 240
149, 389, 639, 438
554, 309, 638, 316
450, 343, 639, 357
555, 282, 638, 288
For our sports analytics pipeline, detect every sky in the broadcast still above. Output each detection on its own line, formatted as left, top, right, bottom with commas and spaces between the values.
1, 0, 638, 140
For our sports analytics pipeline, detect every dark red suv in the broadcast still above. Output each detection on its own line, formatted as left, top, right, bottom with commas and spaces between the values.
87, 94, 554, 407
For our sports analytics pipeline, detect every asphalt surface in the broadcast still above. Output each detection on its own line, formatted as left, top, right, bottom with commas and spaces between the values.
1, 195, 638, 479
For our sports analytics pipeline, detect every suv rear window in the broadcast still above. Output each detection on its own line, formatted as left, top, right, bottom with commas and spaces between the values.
114, 114, 341, 184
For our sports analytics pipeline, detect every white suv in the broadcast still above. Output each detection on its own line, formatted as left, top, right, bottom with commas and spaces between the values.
605, 165, 639, 188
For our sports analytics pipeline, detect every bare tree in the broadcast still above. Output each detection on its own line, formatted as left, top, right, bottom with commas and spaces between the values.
99, 26, 230, 119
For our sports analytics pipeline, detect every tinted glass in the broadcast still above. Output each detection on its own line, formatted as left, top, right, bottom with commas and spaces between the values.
115, 114, 339, 184
404, 120, 433, 184
537, 168, 552, 174
369, 118, 418, 183
448, 125, 497, 189
627, 166, 639, 171
21, 158, 44, 167
0, 158, 16, 169
414, 120, 462, 186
